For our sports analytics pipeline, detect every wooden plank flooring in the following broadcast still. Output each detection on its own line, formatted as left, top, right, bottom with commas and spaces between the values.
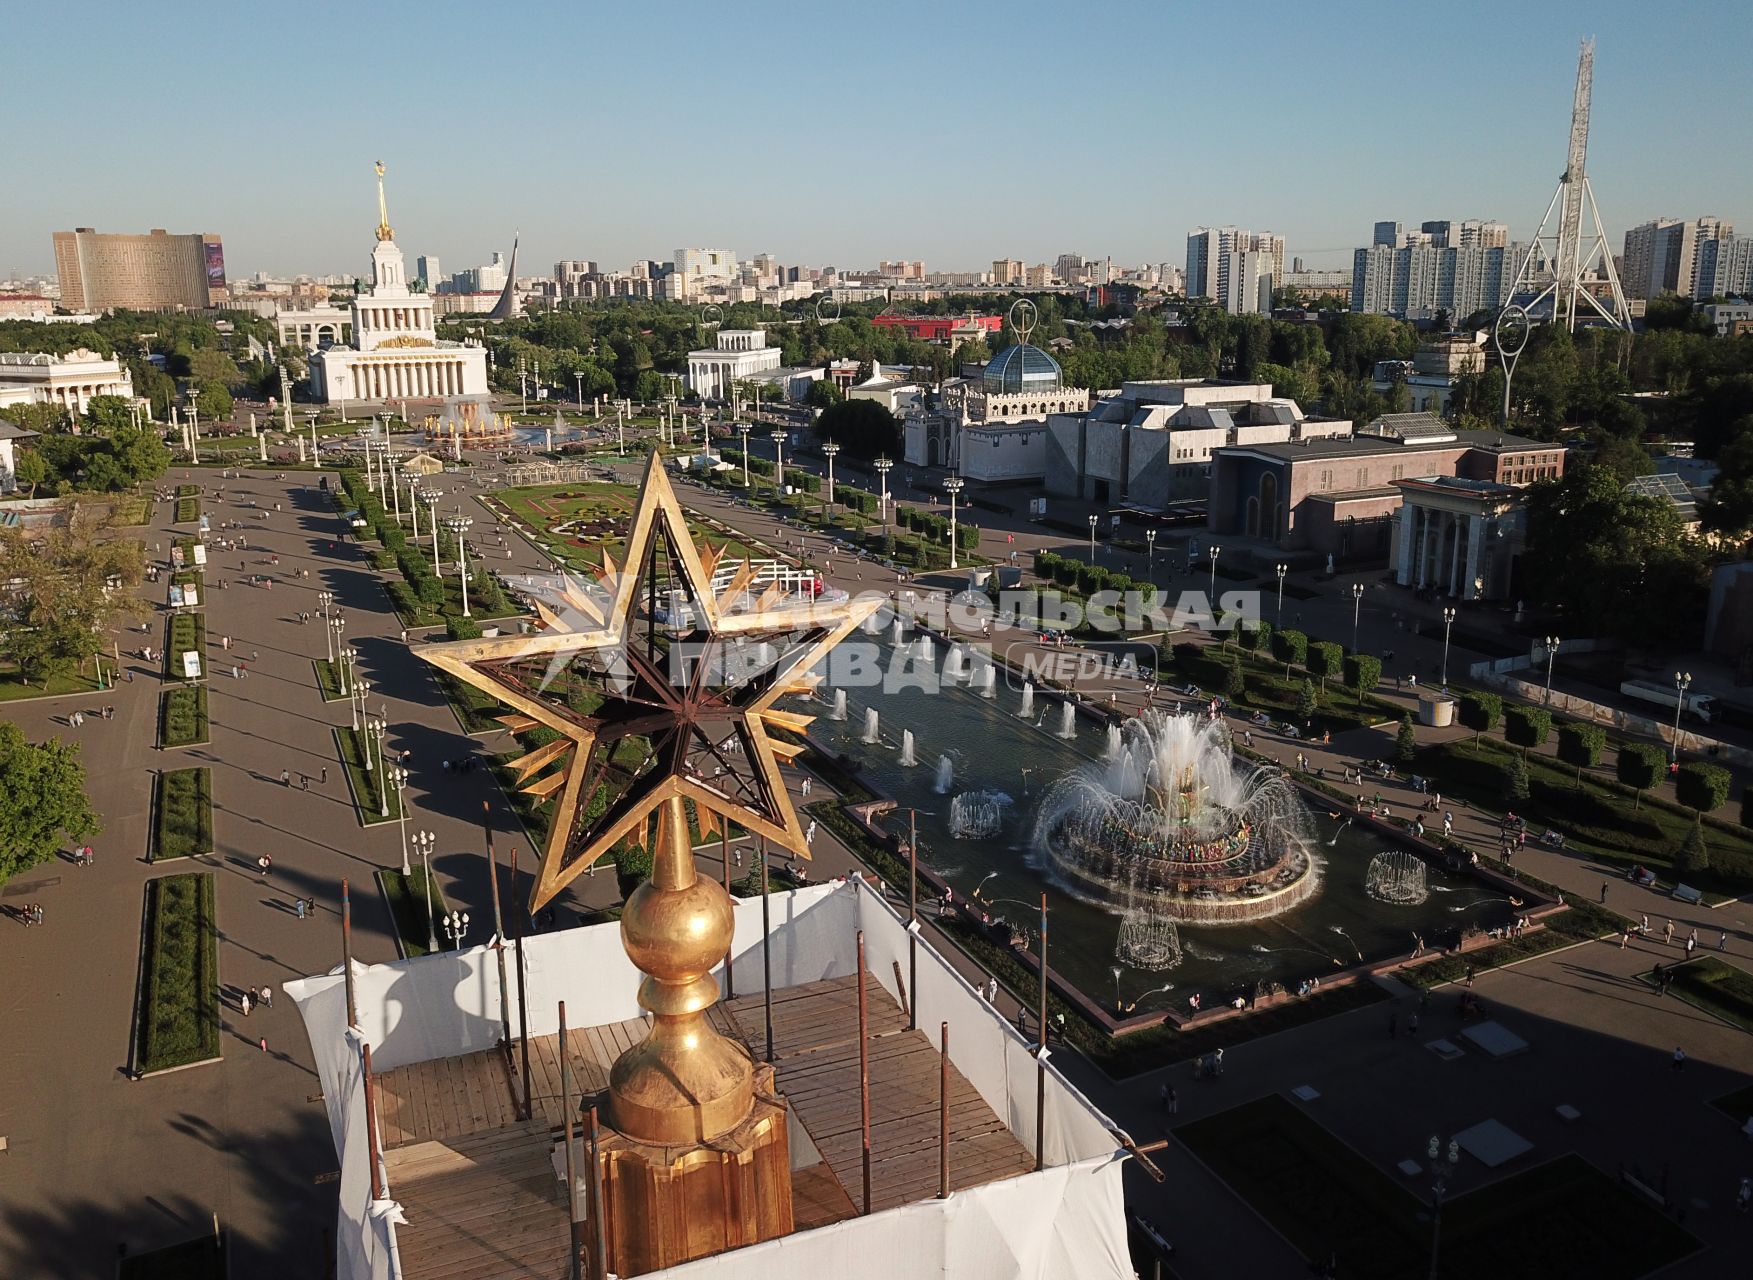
724, 973, 1035, 1213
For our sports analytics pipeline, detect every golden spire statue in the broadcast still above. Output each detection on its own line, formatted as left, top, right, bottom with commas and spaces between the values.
373, 160, 393, 242
416, 451, 876, 1273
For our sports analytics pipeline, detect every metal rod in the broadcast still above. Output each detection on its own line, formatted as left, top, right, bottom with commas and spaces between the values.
341, 879, 357, 1030
938, 1021, 951, 1199
760, 836, 774, 1063
857, 929, 872, 1215
510, 843, 533, 1121
721, 827, 734, 1001
485, 803, 513, 1054
585, 1105, 609, 1280
361, 1042, 384, 1201
1035, 891, 1048, 1173
907, 809, 918, 1031
560, 1001, 584, 1280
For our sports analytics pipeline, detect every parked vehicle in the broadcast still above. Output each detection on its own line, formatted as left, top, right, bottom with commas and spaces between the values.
1618, 679, 1717, 723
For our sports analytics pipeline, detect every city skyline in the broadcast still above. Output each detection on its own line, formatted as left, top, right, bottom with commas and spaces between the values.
5, 0, 1752, 282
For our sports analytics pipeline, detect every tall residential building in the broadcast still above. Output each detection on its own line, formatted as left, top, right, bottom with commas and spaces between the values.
671, 247, 737, 300
52, 227, 225, 311
1373, 221, 1403, 247
1694, 236, 1753, 298
1621, 217, 1735, 298
415, 255, 441, 289
1350, 242, 1525, 317
1187, 228, 1285, 312
991, 258, 1024, 286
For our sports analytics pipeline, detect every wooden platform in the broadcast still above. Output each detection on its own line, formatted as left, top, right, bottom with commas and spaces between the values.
724, 973, 1035, 1213
375, 973, 1032, 1276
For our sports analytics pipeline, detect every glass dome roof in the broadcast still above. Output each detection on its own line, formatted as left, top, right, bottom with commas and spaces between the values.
982, 342, 1063, 394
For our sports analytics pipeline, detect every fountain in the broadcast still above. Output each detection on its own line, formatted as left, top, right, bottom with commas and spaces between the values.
935, 755, 954, 794
1057, 702, 1078, 740
944, 646, 964, 680
1327, 818, 1353, 847
918, 635, 934, 662
1365, 850, 1431, 905
861, 707, 880, 744
890, 617, 905, 646
831, 689, 848, 721
899, 730, 917, 767
1105, 724, 1123, 760
948, 790, 1008, 840
1019, 682, 1035, 719
1034, 710, 1318, 925
1115, 910, 1184, 972
979, 666, 997, 698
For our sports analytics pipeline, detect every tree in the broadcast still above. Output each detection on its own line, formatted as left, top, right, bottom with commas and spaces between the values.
195, 381, 233, 423
1503, 706, 1552, 758
1556, 722, 1606, 786
1344, 653, 1382, 707
1458, 691, 1502, 749
1239, 619, 1272, 654
814, 398, 900, 461
12, 447, 46, 497
1222, 652, 1246, 702
1273, 628, 1307, 678
804, 379, 844, 409
0, 721, 99, 884
0, 502, 145, 682
1395, 713, 1417, 764
1675, 761, 1731, 818
1615, 743, 1667, 811
1505, 752, 1531, 804
1295, 678, 1318, 722
1675, 819, 1710, 875
1307, 641, 1343, 697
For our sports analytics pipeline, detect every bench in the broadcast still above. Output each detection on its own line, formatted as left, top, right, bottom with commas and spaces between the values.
1671, 883, 1703, 905
1554, 1104, 1582, 1123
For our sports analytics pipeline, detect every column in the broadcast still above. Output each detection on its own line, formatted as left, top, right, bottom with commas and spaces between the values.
1447, 513, 1464, 598
1396, 507, 1414, 585
1463, 515, 1483, 600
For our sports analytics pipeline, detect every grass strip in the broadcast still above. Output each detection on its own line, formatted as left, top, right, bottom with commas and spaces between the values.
175, 496, 200, 524
150, 767, 213, 861
165, 611, 207, 681
335, 725, 403, 825
157, 685, 210, 748
133, 872, 220, 1074
313, 658, 349, 702
1641, 955, 1753, 1033
378, 866, 448, 957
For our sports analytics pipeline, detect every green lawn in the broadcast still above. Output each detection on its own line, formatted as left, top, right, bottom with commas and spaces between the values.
1163, 642, 1400, 734
1402, 885, 1626, 989
165, 611, 207, 680
174, 496, 200, 524
440, 670, 510, 733
0, 661, 109, 703
133, 872, 221, 1075
334, 726, 403, 825
1176, 1094, 1698, 1280
491, 482, 764, 570
378, 866, 449, 957
110, 493, 152, 526
158, 686, 210, 749
1642, 956, 1753, 1033
313, 658, 349, 702
150, 768, 213, 861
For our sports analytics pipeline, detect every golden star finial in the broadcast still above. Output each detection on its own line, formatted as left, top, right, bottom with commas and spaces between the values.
418, 450, 875, 911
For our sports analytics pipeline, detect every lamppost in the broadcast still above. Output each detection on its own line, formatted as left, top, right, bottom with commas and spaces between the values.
1275, 563, 1288, 628
367, 716, 389, 817
388, 442, 402, 523
944, 474, 966, 570
407, 475, 421, 544
737, 424, 752, 486
1110, 965, 1124, 1014
770, 430, 787, 494
1671, 671, 1692, 764
1208, 545, 1220, 603
338, 644, 357, 700
1424, 1135, 1460, 1280
352, 676, 371, 737
413, 829, 437, 953
318, 592, 337, 663
1440, 607, 1457, 690
518, 356, 528, 416
391, 766, 410, 873
1145, 528, 1157, 579
874, 456, 893, 538
357, 427, 375, 491
821, 441, 841, 518
442, 909, 471, 951
422, 489, 443, 575
1544, 636, 1561, 705
1087, 513, 1098, 565
1350, 582, 1364, 654
574, 370, 584, 410
445, 514, 474, 617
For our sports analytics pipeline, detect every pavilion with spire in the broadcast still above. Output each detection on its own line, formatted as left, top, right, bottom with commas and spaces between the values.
309, 162, 492, 405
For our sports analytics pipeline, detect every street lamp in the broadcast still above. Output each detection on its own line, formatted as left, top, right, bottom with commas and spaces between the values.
422, 489, 444, 575
1087, 513, 1098, 565
442, 909, 471, 951
944, 474, 966, 571
445, 514, 474, 617
1350, 582, 1364, 654
821, 441, 841, 518
574, 370, 584, 410
1110, 965, 1124, 1014
1440, 607, 1457, 690
1671, 671, 1692, 764
318, 592, 337, 663
770, 430, 787, 494
391, 766, 410, 873
1145, 529, 1157, 579
874, 456, 893, 539
357, 427, 376, 491
1544, 636, 1560, 705
1208, 545, 1220, 604
1275, 563, 1288, 628
1425, 1135, 1460, 1280
407, 475, 421, 543
338, 644, 357, 700
367, 716, 389, 817
737, 424, 752, 486
413, 829, 437, 953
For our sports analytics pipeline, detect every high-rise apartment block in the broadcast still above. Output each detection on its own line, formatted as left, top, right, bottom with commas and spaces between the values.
991, 259, 1024, 286
671, 248, 737, 300
1350, 242, 1526, 317
1694, 235, 1753, 299
415, 255, 442, 289
52, 227, 226, 312
1621, 217, 1735, 298
1186, 228, 1285, 314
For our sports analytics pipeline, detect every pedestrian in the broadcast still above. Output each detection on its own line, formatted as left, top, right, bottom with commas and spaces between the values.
1671, 1046, 1687, 1072
259, 1037, 268, 1053
300, 774, 309, 791
280, 768, 290, 786
1686, 935, 1697, 957
1166, 1087, 1178, 1116
1407, 1013, 1419, 1036
321, 767, 328, 784
1652, 963, 1665, 995
400, 629, 408, 643
242, 989, 254, 1016
1213, 1048, 1225, 1076
1464, 964, 1476, 988
257, 853, 272, 877
1664, 919, 1675, 946
1160, 1083, 1169, 1111
1720, 930, 1729, 951
295, 897, 307, 920
1620, 928, 1630, 949
260, 986, 272, 1009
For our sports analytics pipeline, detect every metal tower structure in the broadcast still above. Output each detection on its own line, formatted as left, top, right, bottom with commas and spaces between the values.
1507, 40, 1632, 331
488, 232, 523, 321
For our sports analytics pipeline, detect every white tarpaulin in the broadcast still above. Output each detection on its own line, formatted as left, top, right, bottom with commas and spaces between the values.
288, 878, 1130, 1280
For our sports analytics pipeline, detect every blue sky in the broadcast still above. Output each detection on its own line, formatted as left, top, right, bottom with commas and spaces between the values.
6, 0, 1750, 281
